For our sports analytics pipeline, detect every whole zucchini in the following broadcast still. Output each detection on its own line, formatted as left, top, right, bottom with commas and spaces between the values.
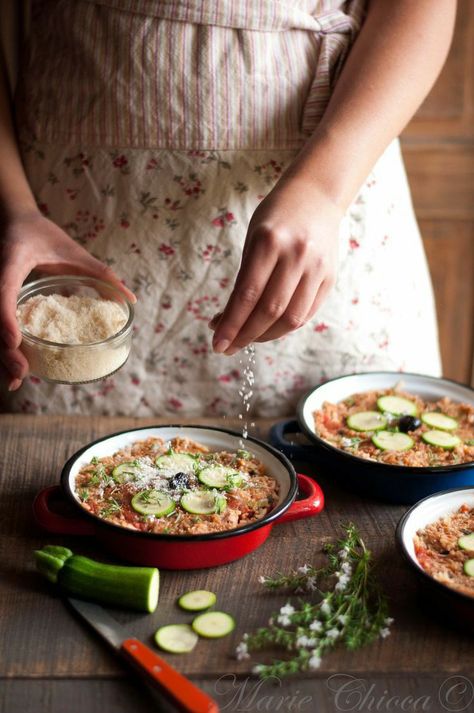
35, 545, 159, 613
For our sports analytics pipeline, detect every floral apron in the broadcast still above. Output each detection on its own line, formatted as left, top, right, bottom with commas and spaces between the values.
5, 0, 441, 417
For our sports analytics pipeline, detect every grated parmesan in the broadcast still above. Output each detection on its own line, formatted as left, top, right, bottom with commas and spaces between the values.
17, 293, 130, 383
17, 294, 127, 344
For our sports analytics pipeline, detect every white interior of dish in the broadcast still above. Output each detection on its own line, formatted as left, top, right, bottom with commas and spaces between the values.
400, 488, 474, 569
301, 372, 474, 435
67, 426, 292, 507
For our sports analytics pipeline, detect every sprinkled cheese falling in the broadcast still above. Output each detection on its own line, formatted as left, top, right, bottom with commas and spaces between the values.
238, 344, 256, 443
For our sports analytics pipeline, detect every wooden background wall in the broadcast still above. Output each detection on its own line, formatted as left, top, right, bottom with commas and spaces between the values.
400, 0, 474, 386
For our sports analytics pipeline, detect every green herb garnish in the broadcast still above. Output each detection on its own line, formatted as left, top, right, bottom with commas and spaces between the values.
95, 463, 107, 480
99, 498, 122, 518
236, 524, 392, 678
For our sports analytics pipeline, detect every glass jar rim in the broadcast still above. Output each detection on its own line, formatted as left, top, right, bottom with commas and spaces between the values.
17, 275, 134, 348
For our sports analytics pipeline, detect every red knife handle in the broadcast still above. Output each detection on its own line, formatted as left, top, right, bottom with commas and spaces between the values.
121, 638, 219, 713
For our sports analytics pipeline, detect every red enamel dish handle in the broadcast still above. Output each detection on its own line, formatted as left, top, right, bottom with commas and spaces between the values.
121, 639, 219, 713
33, 485, 95, 536
276, 473, 324, 525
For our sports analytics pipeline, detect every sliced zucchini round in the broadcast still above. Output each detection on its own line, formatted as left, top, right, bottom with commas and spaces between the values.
421, 430, 461, 450
112, 462, 139, 483
346, 411, 387, 432
198, 465, 244, 489
180, 491, 226, 515
154, 624, 198, 653
372, 431, 414, 451
464, 559, 474, 577
421, 412, 458, 432
458, 533, 474, 551
178, 590, 217, 611
155, 453, 197, 472
131, 490, 176, 517
377, 395, 417, 416
191, 611, 235, 639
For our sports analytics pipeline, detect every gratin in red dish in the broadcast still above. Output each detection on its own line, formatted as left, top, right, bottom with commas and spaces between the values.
33, 425, 324, 569
75, 435, 279, 535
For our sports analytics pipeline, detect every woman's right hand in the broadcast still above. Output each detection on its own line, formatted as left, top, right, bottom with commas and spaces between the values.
0, 209, 136, 391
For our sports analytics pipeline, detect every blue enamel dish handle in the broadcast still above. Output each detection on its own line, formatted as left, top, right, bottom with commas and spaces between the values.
269, 419, 315, 461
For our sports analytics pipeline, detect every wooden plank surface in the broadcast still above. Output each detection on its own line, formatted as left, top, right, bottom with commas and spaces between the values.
1, 415, 473, 681
421, 220, 474, 384
3, 676, 474, 713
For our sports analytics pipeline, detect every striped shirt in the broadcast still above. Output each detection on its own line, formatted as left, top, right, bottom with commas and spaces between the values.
16, 0, 366, 149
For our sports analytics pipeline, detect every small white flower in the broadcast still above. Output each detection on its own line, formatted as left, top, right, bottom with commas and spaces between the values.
305, 576, 317, 591
308, 652, 322, 670
321, 600, 332, 617
252, 664, 264, 675
384, 617, 394, 626
297, 564, 310, 575
310, 619, 323, 632
242, 632, 249, 640
335, 573, 350, 591
258, 575, 266, 584
235, 642, 250, 661
279, 603, 295, 617
296, 635, 311, 648
341, 562, 352, 575
337, 614, 348, 625
379, 627, 391, 639
338, 547, 350, 560
277, 614, 291, 627
326, 628, 340, 640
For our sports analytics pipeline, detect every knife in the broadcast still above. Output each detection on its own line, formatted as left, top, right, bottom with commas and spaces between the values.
67, 597, 219, 713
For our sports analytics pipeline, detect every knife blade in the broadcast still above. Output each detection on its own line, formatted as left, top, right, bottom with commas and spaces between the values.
67, 597, 219, 713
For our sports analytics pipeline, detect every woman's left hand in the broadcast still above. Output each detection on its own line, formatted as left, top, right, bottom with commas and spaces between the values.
209, 177, 343, 355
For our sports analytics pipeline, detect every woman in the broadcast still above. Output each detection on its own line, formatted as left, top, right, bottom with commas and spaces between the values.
0, 0, 454, 416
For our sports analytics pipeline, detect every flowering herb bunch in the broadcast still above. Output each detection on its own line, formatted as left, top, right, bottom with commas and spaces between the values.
235, 523, 393, 678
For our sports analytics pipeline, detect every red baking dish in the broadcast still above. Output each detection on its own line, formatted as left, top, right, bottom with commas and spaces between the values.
33, 425, 324, 569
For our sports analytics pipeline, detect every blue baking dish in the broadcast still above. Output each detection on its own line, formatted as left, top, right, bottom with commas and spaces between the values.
270, 372, 474, 504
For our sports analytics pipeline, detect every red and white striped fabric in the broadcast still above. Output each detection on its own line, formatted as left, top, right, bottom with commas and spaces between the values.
17, 0, 365, 148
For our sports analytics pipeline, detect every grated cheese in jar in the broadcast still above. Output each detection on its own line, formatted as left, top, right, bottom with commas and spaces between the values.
17, 293, 131, 383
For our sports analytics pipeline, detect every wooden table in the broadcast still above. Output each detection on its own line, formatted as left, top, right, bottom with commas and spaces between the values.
1, 415, 474, 713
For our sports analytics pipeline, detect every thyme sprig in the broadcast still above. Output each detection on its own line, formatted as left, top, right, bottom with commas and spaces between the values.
236, 524, 392, 678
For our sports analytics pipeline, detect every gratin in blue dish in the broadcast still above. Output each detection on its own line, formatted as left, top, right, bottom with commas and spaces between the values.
270, 372, 474, 504
396, 487, 474, 632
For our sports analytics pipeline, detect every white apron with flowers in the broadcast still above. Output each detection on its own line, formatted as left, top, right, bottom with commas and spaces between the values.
4, 0, 441, 417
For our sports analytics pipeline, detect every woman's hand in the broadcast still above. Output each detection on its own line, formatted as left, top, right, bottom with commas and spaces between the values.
0, 210, 136, 391
209, 178, 342, 355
